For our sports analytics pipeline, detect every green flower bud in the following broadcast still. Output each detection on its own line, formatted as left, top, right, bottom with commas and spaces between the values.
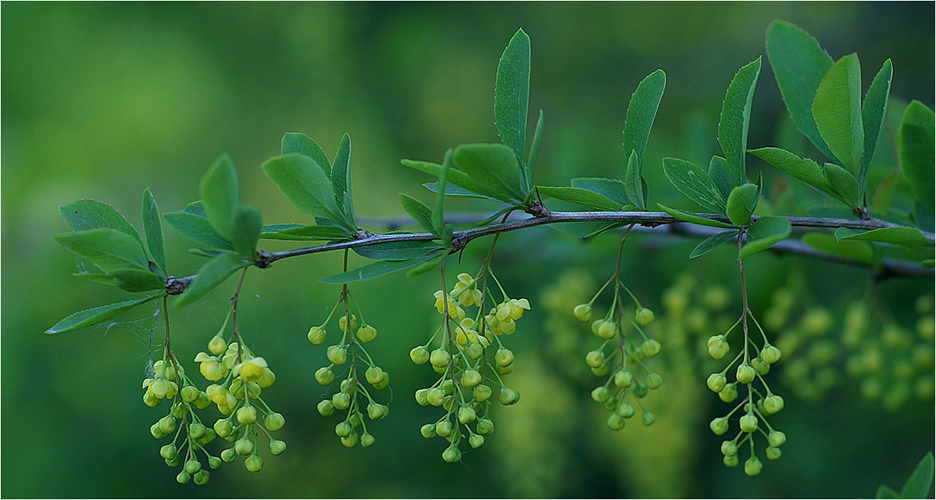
499, 388, 520, 405
221, 448, 236, 463
708, 335, 729, 359
435, 420, 453, 438
193, 470, 209, 485
494, 348, 514, 367
264, 412, 285, 432
736, 363, 756, 384
159, 443, 178, 460
185, 459, 201, 474
176, 471, 191, 485
591, 386, 610, 403
181, 385, 200, 403
442, 445, 462, 463
208, 456, 222, 469
642, 412, 655, 426
744, 456, 763, 476
199, 428, 217, 445
415, 388, 430, 406
245, 455, 264, 473
739, 413, 758, 433
158, 415, 176, 434
315, 367, 336, 386
165, 456, 180, 467
636, 307, 655, 325
235, 438, 254, 456
338, 314, 358, 333
761, 344, 782, 364
420, 424, 436, 439
236, 405, 258, 425
333, 392, 351, 410
189, 422, 207, 440
765, 446, 782, 460
718, 384, 738, 403
476, 418, 494, 436
327, 346, 348, 366
617, 401, 636, 418
764, 394, 784, 415
723, 454, 739, 467
469, 434, 485, 449
410, 346, 429, 365
752, 357, 770, 376
195, 392, 211, 410
597, 320, 616, 339
430, 349, 451, 369
633, 382, 649, 398
150, 423, 167, 439
307, 326, 326, 345
573, 304, 592, 322
614, 370, 635, 389
361, 433, 376, 448
341, 432, 359, 448
585, 350, 605, 368
367, 403, 389, 420
590, 363, 609, 377
707, 373, 727, 393
461, 369, 482, 388
356, 325, 377, 343
317, 399, 336, 416
641, 339, 662, 358
607, 413, 625, 430
710, 417, 729, 435
270, 439, 287, 455
466, 343, 484, 360
458, 406, 477, 424
427, 388, 445, 407
364, 366, 383, 385
335, 422, 352, 438
646, 373, 663, 390
721, 440, 738, 456
768, 430, 787, 448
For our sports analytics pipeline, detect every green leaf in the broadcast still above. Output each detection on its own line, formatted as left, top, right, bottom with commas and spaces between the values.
353, 240, 443, 261
537, 186, 623, 211
164, 211, 234, 251
399, 194, 437, 236
59, 199, 144, 250
726, 183, 758, 226
433, 149, 452, 234
813, 53, 864, 174
740, 216, 792, 259
200, 154, 239, 240
899, 452, 934, 499
766, 20, 835, 159
623, 69, 666, 167
262, 153, 350, 230
72, 272, 117, 286
623, 151, 644, 210
230, 204, 262, 258
750, 147, 834, 195
453, 143, 525, 201
282, 132, 331, 179
260, 224, 351, 241
527, 110, 545, 193
109, 268, 167, 292
708, 156, 735, 200
182, 201, 207, 217
46, 296, 160, 334
406, 253, 447, 277
823, 162, 861, 207
141, 189, 166, 275
332, 133, 356, 226
662, 158, 727, 214
53, 228, 151, 274
319, 250, 443, 284
173, 252, 250, 308
718, 57, 761, 188
422, 182, 502, 202
571, 178, 631, 208
860, 59, 893, 193
495, 28, 531, 187
403, 159, 507, 201
657, 204, 736, 229
835, 227, 933, 249
897, 100, 936, 213
801, 232, 876, 266
876, 486, 900, 499
690, 230, 738, 258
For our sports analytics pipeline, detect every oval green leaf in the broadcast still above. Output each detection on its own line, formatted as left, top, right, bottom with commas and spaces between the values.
813, 53, 864, 173
662, 157, 727, 214
718, 57, 761, 188
46, 296, 160, 334
726, 183, 758, 226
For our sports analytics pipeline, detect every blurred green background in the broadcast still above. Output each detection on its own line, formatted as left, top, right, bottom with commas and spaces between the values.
3, 2, 934, 498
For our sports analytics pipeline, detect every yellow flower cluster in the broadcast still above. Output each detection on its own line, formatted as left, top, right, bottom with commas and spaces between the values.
142, 359, 181, 407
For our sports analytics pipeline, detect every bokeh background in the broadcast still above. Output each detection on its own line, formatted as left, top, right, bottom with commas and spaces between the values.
3, 2, 934, 498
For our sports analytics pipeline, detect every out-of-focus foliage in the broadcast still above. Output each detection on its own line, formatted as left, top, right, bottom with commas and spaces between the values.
2, 2, 933, 497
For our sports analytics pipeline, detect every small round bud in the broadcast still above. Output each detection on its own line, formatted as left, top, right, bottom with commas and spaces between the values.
365, 366, 383, 385
473, 384, 493, 403
739, 413, 758, 433
765, 446, 782, 460
213, 419, 233, 438
427, 388, 445, 407
315, 367, 335, 386
642, 412, 655, 426
476, 418, 494, 436
361, 433, 376, 448
461, 369, 482, 388
723, 455, 739, 467
270, 439, 287, 455
494, 348, 514, 367
367, 403, 389, 420
707, 373, 727, 393
245, 455, 264, 473
415, 388, 430, 406
721, 440, 738, 456
633, 382, 649, 399
641, 339, 662, 357
208, 335, 227, 355
442, 445, 461, 463
718, 384, 738, 403
617, 402, 636, 418
221, 448, 236, 463
208, 456, 222, 469
430, 349, 451, 369
341, 433, 358, 448
591, 386, 610, 403
160, 444, 178, 460
176, 471, 191, 485
744, 456, 763, 476
435, 420, 453, 438
607, 413, 625, 430
636, 307, 655, 325
736, 363, 756, 384
236, 405, 257, 425
768, 430, 787, 448
356, 325, 377, 343
573, 304, 592, 322
646, 373, 663, 390
158, 415, 176, 434
307, 326, 326, 345
180, 385, 200, 404
764, 394, 784, 414
751, 357, 770, 376
585, 350, 605, 368
185, 459, 202, 474
335, 422, 352, 438
466, 343, 483, 360
614, 370, 635, 389
498, 388, 520, 405
410, 346, 429, 365
469, 434, 485, 449
597, 321, 616, 339
333, 392, 351, 411
235, 438, 254, 456
317, 400, 335, 417
189, 422, 207, 440
458, 406, 477, 424
708, 335, 729, 359
710, 417, 729, 435
327, 346, 348, 366
264, 412, 285, 432
420, 424, 436, 438
761, 344, 782, 364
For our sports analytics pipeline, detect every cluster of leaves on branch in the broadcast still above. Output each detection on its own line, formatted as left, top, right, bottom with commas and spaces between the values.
49, 20, 933, 484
